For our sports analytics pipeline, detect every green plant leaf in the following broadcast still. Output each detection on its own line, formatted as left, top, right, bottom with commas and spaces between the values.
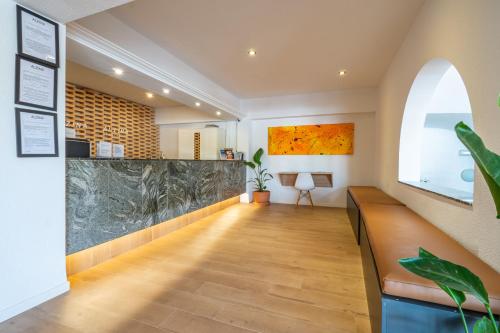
417, 248, 467, 306
253, 148, 264, 166
473, 317, 497, 333
399, 256, 490, 306
455, 122, 500, 218
418, 247, 438, 259
244, 161, 256, 169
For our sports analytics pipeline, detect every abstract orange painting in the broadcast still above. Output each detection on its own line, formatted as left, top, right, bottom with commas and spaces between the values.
268, 123, 354, 155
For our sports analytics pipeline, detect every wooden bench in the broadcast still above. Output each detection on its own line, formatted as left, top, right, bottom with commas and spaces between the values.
347, 186, 404, 244
346, 187, 500, 333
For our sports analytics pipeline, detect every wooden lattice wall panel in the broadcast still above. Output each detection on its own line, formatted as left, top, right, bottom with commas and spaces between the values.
65, 83, 159, 159
194, 132, 201, 160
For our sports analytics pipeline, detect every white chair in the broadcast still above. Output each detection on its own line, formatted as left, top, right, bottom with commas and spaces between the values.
294, 172, 315, 206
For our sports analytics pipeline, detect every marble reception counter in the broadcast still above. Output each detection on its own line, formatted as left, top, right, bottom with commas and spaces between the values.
66, 159, 246, 254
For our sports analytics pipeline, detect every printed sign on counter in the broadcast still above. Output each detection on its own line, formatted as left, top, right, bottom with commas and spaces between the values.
112, 144, 125, 158
96, 141, 112, 158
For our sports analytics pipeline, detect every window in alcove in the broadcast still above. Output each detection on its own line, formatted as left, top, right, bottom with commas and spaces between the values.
399, 59, 474, 204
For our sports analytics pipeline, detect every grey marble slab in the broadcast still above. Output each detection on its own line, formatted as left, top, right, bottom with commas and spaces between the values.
222, 161, 247, 200
189, 160, 223, 212
108, 160, 144, 238
66, 160, 109, 253
66, 159, 246, 254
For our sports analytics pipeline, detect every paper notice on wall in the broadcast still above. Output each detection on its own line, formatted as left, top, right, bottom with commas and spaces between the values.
21, 10, 58, 64
18, 57, 55, 108
19, 111, 56, 155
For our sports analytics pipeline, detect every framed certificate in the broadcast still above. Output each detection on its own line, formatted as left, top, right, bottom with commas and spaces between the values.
15, 55, 58, 111
17, 5, 59, 67
16, 108, 59, 157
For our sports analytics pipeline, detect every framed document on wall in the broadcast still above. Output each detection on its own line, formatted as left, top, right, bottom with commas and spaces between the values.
17, 5, 59, 67
15, 108, 59, 157
15, 55, 57, 111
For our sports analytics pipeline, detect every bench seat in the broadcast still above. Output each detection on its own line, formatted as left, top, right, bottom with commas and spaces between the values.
361, 203, 500, 314
347, 186, 404, 244
348, 186, 405, 206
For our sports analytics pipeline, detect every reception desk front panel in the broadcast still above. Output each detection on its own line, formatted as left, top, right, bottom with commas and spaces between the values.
66, 159, 246, 254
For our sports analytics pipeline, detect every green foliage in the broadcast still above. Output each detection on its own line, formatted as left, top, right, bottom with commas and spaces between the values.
455, 122, 500, 218
399, 248, 499, 333
476, 316, 498, 333
418, 248, 466, 307
474, 317, 497, 333
399, 251, 489, 305
244, 148, 273, 192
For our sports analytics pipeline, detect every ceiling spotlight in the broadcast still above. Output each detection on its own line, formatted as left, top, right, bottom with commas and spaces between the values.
216, 111, 221, 116
146, 92, 154, 98
339, 69, 348, 77
248, 48, 257, 57
113, 67, 124, 75
162, 88, 170, 94
195, 102, 201, 107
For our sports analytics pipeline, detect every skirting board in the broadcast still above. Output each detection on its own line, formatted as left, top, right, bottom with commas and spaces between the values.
66, 196, 241, 275
0, 281, 70, 323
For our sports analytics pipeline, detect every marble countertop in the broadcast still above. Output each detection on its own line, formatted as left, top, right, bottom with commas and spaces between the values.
66, 158, 246, 254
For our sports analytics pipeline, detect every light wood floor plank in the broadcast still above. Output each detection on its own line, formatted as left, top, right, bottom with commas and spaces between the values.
0, 204, 370, 333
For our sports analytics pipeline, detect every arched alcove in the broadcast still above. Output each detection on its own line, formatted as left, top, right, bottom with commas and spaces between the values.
399, 59, 474, 203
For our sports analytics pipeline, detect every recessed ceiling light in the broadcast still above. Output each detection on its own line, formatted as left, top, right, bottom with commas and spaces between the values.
339, 69, 348, 77
162, 88, 170, 94
216, 111, 221, 116
195, 102, 201, 107
248, 48, 257, 57
146, 92, 154, 98
113, 67, 124, 75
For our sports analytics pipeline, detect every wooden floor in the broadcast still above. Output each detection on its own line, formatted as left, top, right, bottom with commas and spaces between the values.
0, 203, 370, 333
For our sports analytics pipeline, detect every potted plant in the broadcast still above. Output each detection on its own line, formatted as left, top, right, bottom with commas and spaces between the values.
399, 96, 500, 333
244, 148, 273, 204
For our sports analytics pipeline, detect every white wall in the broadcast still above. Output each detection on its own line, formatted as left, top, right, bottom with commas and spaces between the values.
159, 121, 239, 159
155, 106, 222, 125
0, 1, 69, 322
241, 88, 377, 119
243, 89, 378, 207
376, 0, 500, 271
420, 67, 474, 194
420, 114, 474, 194
399, 63, 474, 189
159, 126, 178, 158
250, 113, 376, 207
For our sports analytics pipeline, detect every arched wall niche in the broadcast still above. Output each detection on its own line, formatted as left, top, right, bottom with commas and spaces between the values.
398, 58, 474, 203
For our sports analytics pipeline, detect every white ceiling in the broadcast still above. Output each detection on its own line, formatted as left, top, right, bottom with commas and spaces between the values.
17, 0, 133, 23
66, 38, 237, 120
66, 61, 181, 108
101, 0, 425, 98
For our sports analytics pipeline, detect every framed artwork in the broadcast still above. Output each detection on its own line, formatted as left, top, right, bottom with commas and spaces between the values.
15, 108, 59, 157
224, 148, 234, 160
17, 5, 60, 67
15, 55, 58, 111
268, 123, 354, 155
